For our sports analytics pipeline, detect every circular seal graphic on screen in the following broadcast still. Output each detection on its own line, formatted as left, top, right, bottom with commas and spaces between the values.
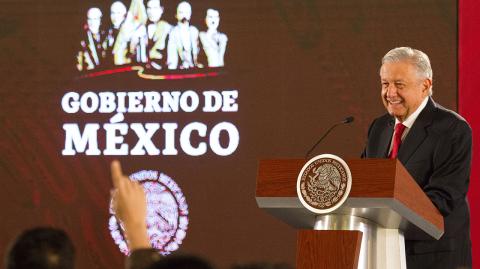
109, 170, 189, 255
297, 154, 352, 214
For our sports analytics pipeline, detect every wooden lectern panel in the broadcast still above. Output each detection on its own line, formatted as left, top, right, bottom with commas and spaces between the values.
256, 159, 398, 198
256, 159, 304, 197
393, 162, 443, 238
296, 230, 362, 269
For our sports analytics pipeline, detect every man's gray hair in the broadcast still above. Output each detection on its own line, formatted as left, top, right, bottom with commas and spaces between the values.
382, 47, 433, 95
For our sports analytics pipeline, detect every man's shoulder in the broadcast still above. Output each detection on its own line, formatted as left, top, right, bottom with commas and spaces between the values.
370, 113, 393, 127
433, 102, 465, 120
431, 101, 471, 133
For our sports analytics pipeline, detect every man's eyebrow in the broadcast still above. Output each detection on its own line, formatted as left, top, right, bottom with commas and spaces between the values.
380, 79, 405, 82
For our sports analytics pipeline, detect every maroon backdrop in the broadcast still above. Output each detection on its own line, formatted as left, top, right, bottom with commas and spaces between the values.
459, 0, 480, 268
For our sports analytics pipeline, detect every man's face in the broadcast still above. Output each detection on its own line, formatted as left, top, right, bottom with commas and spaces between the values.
380, 60, 431, 122
176, 2, 192, 23
87, 8, 102, 34
110, 2, 126, 29
205, 9, 219, 30
147, 0, 163, 23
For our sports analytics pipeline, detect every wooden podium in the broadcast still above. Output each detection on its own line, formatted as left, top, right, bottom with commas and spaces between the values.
256, 158, 444, 269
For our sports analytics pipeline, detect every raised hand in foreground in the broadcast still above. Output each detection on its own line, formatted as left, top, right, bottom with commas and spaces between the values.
111, 160, 151, 251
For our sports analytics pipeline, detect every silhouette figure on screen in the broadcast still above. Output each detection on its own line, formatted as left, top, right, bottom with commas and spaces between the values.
125, 0, 149, 64
5, 227, 75, 269
104, 1, 128, 65
108, 0, 149, 65
199, 9, 228, 67
110, 1, 127, 30
167, 1, 201, 69
77, 7, 105, 71
145, 0, 172, 70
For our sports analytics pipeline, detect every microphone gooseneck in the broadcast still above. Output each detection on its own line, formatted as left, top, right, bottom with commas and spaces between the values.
304, 116, 354, 159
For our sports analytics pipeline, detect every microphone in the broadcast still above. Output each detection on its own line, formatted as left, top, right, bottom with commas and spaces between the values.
343, 116, 354, 124
304, 116, 355, 159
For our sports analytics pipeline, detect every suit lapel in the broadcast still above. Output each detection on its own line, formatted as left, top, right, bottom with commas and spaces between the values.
398, 98, 435, 164
378, 118, 394, 158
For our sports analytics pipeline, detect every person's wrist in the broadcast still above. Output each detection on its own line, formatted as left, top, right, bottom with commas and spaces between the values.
124, 220, 150, 250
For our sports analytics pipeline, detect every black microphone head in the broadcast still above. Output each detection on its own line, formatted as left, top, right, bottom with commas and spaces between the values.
343, 116, 354, 124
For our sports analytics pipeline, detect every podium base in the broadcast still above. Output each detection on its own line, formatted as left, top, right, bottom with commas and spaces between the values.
297, 230, 362, 269
312, 214, 406, 269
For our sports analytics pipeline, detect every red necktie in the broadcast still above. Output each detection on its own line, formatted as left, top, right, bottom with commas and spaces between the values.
389, 123, 406, 159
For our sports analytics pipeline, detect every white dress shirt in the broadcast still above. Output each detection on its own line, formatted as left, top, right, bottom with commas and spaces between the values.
388, 96, 429, 155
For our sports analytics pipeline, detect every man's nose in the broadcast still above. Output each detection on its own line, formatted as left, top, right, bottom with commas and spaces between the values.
386, 85, 398, 97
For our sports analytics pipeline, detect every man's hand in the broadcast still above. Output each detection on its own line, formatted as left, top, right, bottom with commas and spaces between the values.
111, 160, 150, 250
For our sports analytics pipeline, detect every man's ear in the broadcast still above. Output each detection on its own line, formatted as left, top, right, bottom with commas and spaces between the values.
423, 78, 432, 95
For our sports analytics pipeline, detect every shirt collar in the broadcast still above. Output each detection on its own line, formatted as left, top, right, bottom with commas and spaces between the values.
395, 96, 429, 128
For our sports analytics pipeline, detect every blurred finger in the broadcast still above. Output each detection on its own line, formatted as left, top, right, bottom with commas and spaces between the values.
111, 160, 123, 189
110, 189, 118, 214
110, 188, 118, 200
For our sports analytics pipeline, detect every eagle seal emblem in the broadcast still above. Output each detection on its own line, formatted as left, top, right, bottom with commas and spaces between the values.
109, 170, 189, 255
297, 154, 352, 214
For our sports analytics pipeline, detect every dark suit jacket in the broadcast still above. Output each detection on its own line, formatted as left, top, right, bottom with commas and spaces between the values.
362, 98, 472, 268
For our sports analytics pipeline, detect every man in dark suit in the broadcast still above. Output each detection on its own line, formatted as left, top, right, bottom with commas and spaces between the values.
362, 47, 472, 269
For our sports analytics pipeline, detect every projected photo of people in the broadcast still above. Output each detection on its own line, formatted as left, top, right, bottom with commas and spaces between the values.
166, 1, 201, 70
146, 0, 172, 70
199, 9, 228, 68
104, 1, 128, 66
75, 0, 229, 76
76, 7, 106, 71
